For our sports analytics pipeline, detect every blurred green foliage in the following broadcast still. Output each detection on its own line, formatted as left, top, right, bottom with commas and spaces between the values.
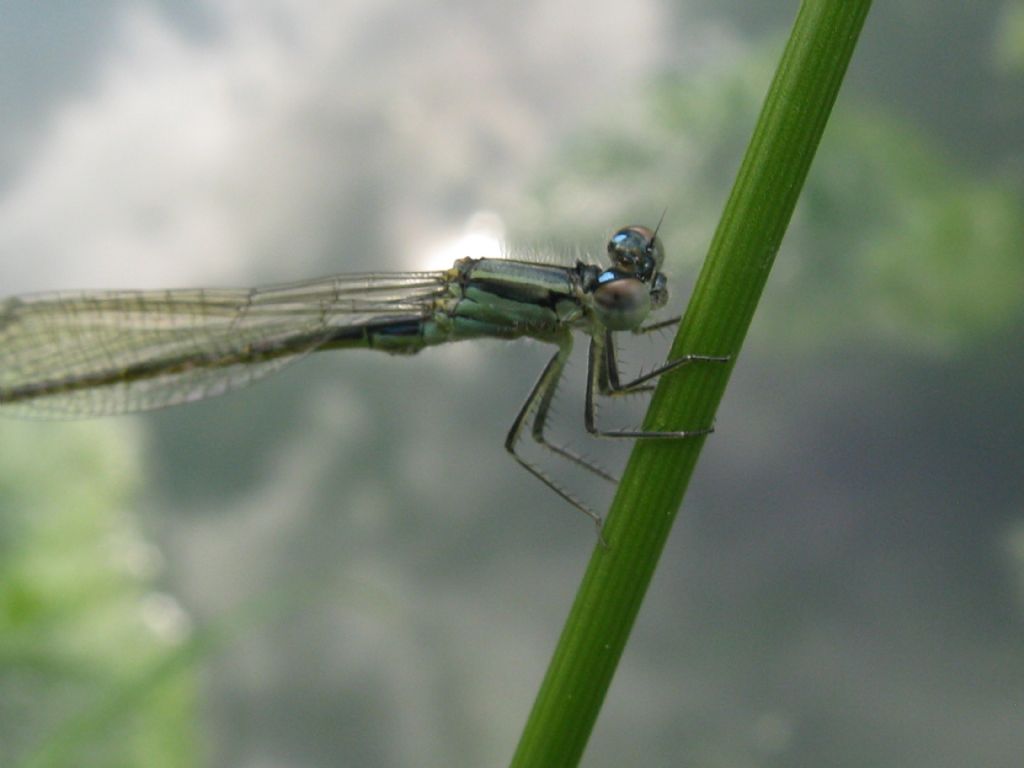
0, 421, 198, 768
525, 49, 1024, 354
995, 1, 1024, 72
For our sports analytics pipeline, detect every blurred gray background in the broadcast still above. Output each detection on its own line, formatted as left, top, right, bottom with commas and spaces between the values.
1, 1, 1022, 766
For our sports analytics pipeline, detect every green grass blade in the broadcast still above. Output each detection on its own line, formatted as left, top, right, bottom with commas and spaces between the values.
510, 2, 874, 765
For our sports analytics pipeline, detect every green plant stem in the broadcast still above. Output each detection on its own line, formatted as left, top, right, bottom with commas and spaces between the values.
510, 2, 873, 766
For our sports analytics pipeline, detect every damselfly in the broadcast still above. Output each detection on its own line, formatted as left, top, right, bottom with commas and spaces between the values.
0, 225, 727, 530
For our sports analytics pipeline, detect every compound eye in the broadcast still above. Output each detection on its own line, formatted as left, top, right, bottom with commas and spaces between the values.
607, 225, 664, 281
593, 273, 651, 331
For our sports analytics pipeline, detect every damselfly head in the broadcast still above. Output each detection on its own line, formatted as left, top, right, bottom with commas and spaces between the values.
593, 224, 670, 330
606, 225, 665, 283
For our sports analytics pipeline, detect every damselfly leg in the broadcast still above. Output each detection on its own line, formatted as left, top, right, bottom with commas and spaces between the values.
505, 326, 730, 536
587, 332, 730, 439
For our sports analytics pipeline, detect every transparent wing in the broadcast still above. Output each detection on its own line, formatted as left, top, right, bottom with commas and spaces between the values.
0, 271, 450, 418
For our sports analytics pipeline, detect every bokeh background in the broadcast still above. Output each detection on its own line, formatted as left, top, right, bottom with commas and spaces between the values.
1, 1, 1022, 766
